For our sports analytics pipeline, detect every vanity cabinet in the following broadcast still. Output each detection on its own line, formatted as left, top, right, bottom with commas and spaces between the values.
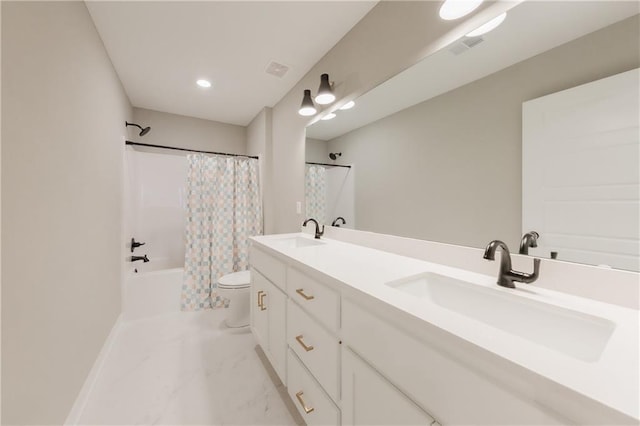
249, 266, 287, 382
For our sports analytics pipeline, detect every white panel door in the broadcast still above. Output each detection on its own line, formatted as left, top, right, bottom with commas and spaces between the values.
523, 68, 639, 271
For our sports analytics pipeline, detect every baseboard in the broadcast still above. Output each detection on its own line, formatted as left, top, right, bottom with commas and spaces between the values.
64, 313, 123, 425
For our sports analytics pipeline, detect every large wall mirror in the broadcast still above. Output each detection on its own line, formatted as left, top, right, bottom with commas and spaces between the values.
305, 1, 640, 271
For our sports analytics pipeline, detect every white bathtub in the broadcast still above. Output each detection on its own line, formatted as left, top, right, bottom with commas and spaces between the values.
124, 265, 183, 321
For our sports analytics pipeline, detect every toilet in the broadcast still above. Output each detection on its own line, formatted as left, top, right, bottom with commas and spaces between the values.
216, 270, 251, 327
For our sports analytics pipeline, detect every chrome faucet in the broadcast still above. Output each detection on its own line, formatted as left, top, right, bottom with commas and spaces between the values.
483, 240, 540, 288
519, 231, 539, 255
331, 217, 346, 227
303, 218, 324, 239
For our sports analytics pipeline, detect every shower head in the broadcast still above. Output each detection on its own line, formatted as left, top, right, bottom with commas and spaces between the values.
125, 121, 151, 137
329, 152, 342, 160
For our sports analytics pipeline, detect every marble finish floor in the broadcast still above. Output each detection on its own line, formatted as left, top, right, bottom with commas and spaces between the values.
78, 310, 302, 425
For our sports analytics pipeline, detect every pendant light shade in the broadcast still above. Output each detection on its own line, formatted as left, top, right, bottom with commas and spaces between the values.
299, 89, 317, 116
315, 73, 335, 105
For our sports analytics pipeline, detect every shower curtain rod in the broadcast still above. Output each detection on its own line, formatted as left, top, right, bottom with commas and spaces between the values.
125, 141, 259, 159
306, 161, 351, 169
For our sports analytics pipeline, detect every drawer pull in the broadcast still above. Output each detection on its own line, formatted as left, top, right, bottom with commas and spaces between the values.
295, 335, 314, 352
295, 391, 315, 414
259, 292, 267, 311
257, 290, 264, 308
296, 288, 315, 301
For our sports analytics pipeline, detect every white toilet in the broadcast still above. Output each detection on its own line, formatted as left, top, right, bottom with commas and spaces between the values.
217, 270, 251, 327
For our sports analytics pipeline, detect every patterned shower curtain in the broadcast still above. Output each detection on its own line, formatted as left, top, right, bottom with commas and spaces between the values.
305, 165, 327, 224
181, 154, 262, 310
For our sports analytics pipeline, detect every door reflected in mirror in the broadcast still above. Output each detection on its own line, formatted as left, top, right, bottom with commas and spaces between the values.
305, 1, 639, 271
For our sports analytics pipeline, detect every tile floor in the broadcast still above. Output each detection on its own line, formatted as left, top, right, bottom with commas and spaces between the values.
78, 309, 302, 425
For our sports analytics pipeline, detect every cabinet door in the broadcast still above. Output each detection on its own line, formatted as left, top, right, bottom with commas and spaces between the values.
267, 279, 287, 382
342, 348, 435, 426
250, 268, 269, 351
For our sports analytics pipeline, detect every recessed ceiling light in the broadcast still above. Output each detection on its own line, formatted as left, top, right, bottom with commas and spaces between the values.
196, 79, 212, 88
466, 12, 507, 37
321, 113, 337, 121
439, 0, 484, 20
339, 101, 355, 110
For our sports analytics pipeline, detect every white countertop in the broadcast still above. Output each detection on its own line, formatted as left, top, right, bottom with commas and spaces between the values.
250, 233, 639, 422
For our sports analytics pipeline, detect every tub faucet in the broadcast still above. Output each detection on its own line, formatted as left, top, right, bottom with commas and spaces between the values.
303, 218, 324, 239
131, 255, 149, 263
483, 240, 540, 288
331, 217, 346, 227
519, 231, 539, 255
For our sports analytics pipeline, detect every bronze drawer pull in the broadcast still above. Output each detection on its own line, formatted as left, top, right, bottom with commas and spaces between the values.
295, 335, 314, 352
296, 288, 315, 300
295, 391, 315, 414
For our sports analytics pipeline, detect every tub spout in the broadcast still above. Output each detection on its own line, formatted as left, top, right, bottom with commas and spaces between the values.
131, 255, 149, 263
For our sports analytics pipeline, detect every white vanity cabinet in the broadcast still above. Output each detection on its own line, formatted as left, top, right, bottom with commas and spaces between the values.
249, 253, 287, 382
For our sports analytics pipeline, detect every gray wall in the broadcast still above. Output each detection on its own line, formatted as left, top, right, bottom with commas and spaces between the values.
131, 107, 246, 154
305, 138, 328, 163
1, 2, 132, 423
328, 15, 640, 249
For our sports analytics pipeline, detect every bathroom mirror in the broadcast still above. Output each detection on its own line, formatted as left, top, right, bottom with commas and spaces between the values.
305, 1, 640, 271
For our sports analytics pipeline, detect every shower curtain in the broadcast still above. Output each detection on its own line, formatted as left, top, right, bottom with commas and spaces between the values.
181, 154, 262, 310
305, 165, 327, 224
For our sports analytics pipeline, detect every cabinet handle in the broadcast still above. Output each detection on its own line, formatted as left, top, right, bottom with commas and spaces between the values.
296, 288, 315, 301
295, 391, 314, 414
295, 335, 314, 352
257, 291, 264, 308
259, 292, 267, 311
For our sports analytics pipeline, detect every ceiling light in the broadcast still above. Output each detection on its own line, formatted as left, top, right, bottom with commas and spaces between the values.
339, 101, 355, 110
465, 12, 507, 37
315, 73, 336, 105
439, 0, 484, 20
321, 113, 336, 121
299, 89, 317, 116
196, 79, 212, 88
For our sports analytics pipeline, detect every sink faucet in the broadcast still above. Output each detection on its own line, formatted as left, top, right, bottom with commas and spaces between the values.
519, 231, 539, 255
303, 218, 324, 239
483, 240, 540, 288
331, 217, 346, 227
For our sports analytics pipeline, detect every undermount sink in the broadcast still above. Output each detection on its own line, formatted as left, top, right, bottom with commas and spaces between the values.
386, 272, 615, 362
271, 236, 325, 249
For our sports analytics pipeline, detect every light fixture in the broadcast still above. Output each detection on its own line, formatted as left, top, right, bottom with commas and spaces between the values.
196, 79, 212, 88
321, 112, 336, 121
339, 100, 355, 110
466, 12, 507, 37
298, 89, 317, 116
439, 0, 483, 20
315, 73, 335, 105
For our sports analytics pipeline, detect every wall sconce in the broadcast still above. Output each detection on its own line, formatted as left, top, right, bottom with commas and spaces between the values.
298, 89, 317, 116
315, 73, 335, 105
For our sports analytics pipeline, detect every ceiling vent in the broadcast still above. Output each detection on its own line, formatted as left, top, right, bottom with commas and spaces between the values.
265, 61, 290, 78
449, 36, 485, 55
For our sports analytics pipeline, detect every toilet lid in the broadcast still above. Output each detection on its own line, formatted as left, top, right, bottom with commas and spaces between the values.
217, 270, 251, 289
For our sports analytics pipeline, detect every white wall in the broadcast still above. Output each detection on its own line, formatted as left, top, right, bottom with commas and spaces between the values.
326, 166, 355, 229
268, 1, 518, 234
305, 138, 328, 163
327, 15, 639, 250
1, 2, 131, 424
131, 107, 246, 154
247, 107, 272, 232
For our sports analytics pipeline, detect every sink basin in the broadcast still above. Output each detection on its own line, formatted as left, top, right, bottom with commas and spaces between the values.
271, 236, 325, 249
386, 272, 615, 362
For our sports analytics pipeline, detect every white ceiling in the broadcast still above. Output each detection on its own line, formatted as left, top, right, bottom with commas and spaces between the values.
306, 1, 640, 141
86, 1, 377, 126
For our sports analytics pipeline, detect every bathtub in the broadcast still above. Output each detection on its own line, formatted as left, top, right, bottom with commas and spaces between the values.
124, 262, 183, 321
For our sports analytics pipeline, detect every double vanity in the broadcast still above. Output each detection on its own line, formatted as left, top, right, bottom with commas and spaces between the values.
249, 233, 638, 425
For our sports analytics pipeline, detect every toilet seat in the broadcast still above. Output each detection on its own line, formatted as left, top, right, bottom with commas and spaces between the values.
217, 270, 251, 290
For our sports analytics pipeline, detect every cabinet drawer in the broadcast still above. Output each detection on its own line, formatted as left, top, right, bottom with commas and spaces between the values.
287, 300, 339, 402
250, 246, 286, 291
287, 267, 339, 331
287, 349, 340, 426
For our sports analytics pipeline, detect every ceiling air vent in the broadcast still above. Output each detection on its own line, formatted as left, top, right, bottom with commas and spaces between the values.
265, 61, 290, 78
449, 36, 485, 56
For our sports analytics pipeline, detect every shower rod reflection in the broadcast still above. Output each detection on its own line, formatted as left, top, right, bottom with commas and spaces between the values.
125, 141, 258, 159
306, 161, 351, 169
